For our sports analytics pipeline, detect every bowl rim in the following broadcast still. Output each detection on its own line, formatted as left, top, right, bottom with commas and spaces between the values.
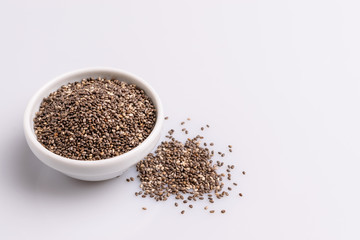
23, 67, 164, 167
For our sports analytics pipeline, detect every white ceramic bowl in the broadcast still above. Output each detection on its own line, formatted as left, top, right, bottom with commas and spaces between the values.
24, 67, 163, 181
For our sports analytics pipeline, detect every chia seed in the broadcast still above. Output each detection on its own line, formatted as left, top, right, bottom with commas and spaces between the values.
33, 77, 156, 160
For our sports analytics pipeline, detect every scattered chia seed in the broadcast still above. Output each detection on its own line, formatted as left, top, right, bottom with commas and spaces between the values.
33, 77, 156, 160
165, 117, 169, 120
239, 193, 243, 197
134, 118, 244, 214
242, 171, 246, 175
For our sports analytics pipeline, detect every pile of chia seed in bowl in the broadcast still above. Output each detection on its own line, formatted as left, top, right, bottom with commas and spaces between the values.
33, 77, 156, 160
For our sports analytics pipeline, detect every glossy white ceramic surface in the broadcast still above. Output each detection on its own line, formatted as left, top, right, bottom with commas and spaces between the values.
23, 68, 163, 181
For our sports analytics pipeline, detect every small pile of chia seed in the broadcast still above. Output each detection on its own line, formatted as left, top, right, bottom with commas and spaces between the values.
133, 118, 244, 214
136, 136, 223, 201
33, 77, 156, 160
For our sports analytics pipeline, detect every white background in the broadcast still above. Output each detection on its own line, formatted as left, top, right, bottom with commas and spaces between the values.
0, 0, 359, 239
